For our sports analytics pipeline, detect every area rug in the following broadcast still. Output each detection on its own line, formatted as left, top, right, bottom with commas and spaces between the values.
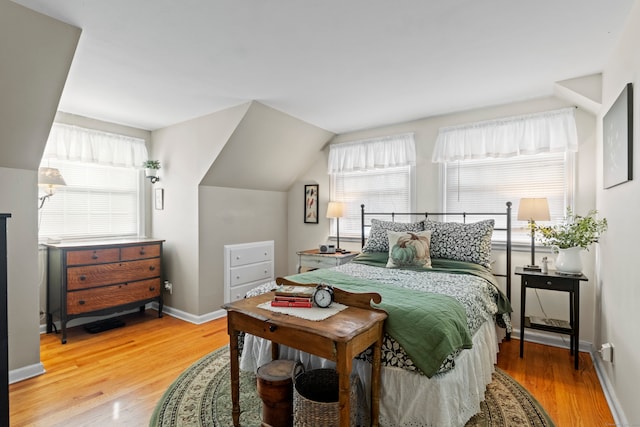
150, 345, 555, 427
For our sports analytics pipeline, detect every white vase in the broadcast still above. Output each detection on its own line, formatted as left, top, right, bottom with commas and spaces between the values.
554, 247, 583, 274
145, 168, 158, 178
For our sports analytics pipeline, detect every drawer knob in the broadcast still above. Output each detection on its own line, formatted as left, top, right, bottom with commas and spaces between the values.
149, 265, 156, 271
269, 324, 278, 332
79, 300, 85, 305
92, 252, 99, 260
546, 281, 552, 285
79, 275, 86, 281
139, 249, 146, 255
149, 286, 155, 291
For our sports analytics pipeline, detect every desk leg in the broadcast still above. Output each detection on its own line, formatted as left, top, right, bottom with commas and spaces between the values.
336, 342, 352, 427
229, 329, 241, 427
371, 332, 383, 427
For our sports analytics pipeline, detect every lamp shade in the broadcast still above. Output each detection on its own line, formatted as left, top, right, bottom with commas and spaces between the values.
326, 201, 345, 219
517, 198, 550, 222
38, 167, 66, 195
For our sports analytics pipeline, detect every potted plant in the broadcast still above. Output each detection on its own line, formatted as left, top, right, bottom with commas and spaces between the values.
142, 160, 161, 179
533, 208, 607, 274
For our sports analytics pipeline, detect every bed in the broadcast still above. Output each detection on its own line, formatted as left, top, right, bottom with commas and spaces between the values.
240, 202, 513, 427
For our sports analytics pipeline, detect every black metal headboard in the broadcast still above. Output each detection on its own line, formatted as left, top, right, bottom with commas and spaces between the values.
360, 202, 512, 302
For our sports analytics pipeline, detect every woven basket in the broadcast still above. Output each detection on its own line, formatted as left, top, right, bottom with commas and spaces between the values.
293, 368, 369, 427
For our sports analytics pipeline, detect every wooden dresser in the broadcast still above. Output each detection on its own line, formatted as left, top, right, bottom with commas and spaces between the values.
45, 238, 165, 343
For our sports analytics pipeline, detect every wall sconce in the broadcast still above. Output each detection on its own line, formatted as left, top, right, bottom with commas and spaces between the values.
142, 160, 161, 184
145, 172, 160, 184
38, 167, 66, 209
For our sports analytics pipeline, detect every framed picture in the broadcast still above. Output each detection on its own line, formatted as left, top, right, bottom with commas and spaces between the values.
304, 184, 319, 224
603, 82, 633, 189
155, 188, 164, 210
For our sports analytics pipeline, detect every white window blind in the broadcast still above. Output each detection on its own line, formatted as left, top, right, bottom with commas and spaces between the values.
38, 160, 142, 239
331, 165, 413, 237
444, 152, 573, 242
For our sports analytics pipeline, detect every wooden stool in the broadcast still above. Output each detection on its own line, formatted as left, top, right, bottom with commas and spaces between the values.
256, 359, 302, 427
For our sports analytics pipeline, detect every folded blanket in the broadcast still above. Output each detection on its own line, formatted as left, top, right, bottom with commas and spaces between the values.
286, 269, 472, 378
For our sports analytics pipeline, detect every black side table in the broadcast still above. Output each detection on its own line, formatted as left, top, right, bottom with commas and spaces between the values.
515, 267, 588, 369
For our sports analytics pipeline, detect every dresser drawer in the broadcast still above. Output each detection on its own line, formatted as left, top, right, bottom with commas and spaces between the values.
67, 258, 161, 290
67, 278, 161, 314
229, 245, 273, 267
121, 244, 161, 261
523, 275, 574, 292
300, 255, 339, 269
66, 248, 120, 266
230, 262, 273, 287
229, 282, 264, 302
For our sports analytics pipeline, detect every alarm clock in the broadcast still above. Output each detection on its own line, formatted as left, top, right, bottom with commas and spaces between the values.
313, 284, 334, 308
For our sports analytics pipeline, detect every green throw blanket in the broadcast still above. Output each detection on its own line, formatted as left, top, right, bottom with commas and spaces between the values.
285, 268, 473, 378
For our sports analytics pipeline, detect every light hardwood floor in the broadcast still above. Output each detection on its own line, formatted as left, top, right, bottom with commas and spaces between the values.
9, 311, 614, 426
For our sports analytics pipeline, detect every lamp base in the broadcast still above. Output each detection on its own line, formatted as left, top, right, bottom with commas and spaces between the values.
523, 265, 542, 272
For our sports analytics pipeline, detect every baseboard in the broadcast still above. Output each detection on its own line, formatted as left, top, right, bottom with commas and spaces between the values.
512, 326, 591, 353
516, 327, 626, 424
591, 350, 628, 426
9, 362, 46, 384
149, 302, 226, 325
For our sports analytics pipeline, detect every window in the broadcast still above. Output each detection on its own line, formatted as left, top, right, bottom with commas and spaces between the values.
331, 165, 414, 237
443, 152, 574, 243
38, 124, 147, 240
328, 133, 416, 238
433, 108, 578, 244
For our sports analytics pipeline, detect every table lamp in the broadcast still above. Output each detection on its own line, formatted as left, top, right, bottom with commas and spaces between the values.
326, 201, 345, 252
517, 198, 550, 271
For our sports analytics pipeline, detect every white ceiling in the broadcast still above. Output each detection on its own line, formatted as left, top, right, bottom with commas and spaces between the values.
13, 0, 635, 133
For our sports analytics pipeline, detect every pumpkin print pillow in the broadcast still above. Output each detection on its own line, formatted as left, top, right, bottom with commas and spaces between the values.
386, 230, 433, 269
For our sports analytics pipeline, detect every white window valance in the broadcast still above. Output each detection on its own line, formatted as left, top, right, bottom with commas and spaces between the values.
328, 133, 416, 174
42, 123, 149, 168
431, 107, 578, 163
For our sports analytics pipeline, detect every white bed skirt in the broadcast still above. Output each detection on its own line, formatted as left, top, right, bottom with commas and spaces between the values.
240, 321, 504, 427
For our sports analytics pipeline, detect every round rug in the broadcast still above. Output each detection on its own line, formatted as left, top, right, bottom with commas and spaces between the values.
150, 345, 554, 427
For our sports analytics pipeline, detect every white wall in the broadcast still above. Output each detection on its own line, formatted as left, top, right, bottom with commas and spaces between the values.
199, 186, 289, 313
150, 103, 250, 315
0, 168, 40, 373
597, 1, 640, 424
0, 1, 80, 377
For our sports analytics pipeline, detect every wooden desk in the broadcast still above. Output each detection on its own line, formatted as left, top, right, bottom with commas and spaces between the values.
223, 283, 387, 427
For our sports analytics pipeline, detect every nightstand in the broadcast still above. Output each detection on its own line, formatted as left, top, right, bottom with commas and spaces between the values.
515, 267, 588, 369
296, 249, 359, 273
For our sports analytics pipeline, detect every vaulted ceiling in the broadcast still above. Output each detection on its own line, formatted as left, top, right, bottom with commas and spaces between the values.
11, 0, 636, 134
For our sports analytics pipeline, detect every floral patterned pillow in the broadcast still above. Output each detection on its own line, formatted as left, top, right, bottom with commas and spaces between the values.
424, 219, 495, 267
362, 219, 425, 253
386, 230, 433, 268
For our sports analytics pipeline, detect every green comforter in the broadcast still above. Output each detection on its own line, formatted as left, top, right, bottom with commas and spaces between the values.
285, 268, 473, 378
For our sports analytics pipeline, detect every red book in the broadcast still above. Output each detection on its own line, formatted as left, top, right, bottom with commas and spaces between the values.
271, 300, 313, 308
274, 295, 313, 303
